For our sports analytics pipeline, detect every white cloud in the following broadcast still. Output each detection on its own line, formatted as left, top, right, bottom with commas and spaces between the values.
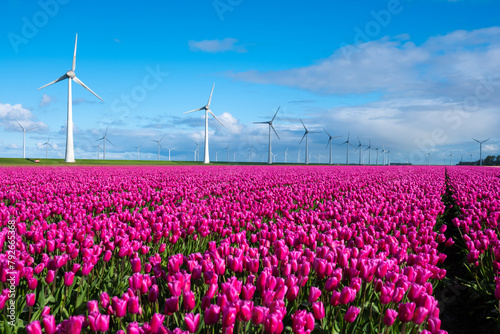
0, 102, 48, 132
39, 94, 54, 108
188, 38, 247, 53
217, 112, 243, 134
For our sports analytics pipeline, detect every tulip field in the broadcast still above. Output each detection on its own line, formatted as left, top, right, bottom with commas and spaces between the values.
0, 165, 499, 334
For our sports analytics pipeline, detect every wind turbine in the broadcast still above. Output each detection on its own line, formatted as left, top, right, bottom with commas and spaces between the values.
233, 151, 237, 162
381, 146, 386, 165
96, 127, 113, 160
354, 137, 364, 165
364, 139, 373, 165
224, 143, 230, 162
167, 147, 175, 162
93, 144, 102, 160
16, 121, 39, 158
387, 148, 391, 165
341, 131, 352, 165
183, 83, 224, 164
284, 147, 288, 164
42, 134, 54, 159
37, 34, 103, 163
193, 142, 200, 161
448, 151, 453, 166
151, 135, 165, 161
374, 147, 380, 165
426, 152, 431, 166
299, 119, 319, 165
297, 149, 301, 163
134, 145, 142, 160
254, 107, 280, 165
472, 138, 490, 166
324, 129, 341, 165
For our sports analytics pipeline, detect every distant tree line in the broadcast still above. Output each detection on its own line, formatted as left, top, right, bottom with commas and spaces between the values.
458, 155, 500, 166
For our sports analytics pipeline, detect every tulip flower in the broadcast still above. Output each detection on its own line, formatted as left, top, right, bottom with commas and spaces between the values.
185, 313, 200, 333
204, 304, 221, 326
398, 302, 416, 323
64, 271, 75, 286
383, 308, 398, 326
128, 296, 140, 314
42, 315, 56, 334
150, 313, 165, 334
308, 286, 322, 303
312, 301, 325, 320
183, 291, 196, 311
344, 306, 360, 323
26, 293, 35, 307
26, 320, 42, 334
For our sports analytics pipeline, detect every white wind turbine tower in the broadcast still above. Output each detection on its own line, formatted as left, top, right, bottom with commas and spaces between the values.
183, 83, 224, 164
167, 147, 175, 162
96, 127, 113, 160
297, 149, 301, 163
299, 119, 319, 165
93, 144, 102, 160
38, 34, 103, 163
272, 153, 277, 163
426, 152, 431, 166
341, 131, 352, 165
134, 145, 142, 160
16, 121, 39, 158
473, 138, 490, 166
448, 151, 453, 166
193, 142, 200, 162
233, 151, 237, 162
151, 135, 165, 161
354, 137, 364, 165
364, 139, 373, 165
387, 148, 391, 165
381, 146, 386, 165
284, 147, 288, 163
42, 134, 54, 159
254, 107, 280, 165
324, 129, 341, 165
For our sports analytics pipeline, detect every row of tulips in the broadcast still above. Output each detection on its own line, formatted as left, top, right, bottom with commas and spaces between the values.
446, 167, 500, 315
0, 166, 452, 333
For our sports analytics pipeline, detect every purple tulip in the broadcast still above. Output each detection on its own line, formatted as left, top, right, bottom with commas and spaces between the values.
26, 320, 42, 334
344, 306, 360, 323
185, 313, 200, 333
150, 313, 165, 334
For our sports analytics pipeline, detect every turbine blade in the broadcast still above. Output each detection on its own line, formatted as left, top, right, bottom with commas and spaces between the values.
72, 34, 78, 71
326, 137, 331, 148
270, 124, 280, 140
323, 128, 331, 137
73, 77, 103, 101
253, 121, 269, 124
207, 82, 215, 107
184, 107, 204, 114
27, 126, 40, 132
472, 138, 480, 143
15, 120, 24, 131
106, 138, 114, 146
38, 74, 69, 90
209, 110, 225, 127
299, 132, 307, 144
271, 106, 280, 122
300, 119, 307, 131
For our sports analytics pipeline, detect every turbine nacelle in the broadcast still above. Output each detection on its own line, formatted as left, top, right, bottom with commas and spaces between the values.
66, 70, 76, 78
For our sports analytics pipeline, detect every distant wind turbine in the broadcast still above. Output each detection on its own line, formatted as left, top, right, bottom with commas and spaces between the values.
254, 107, 280, 165
96, 127, 113, 160
341, 131, 352, 165
93, 144, 102, 160
134, 145, 142, 160
324, 129, 341, 165
193, 142, 200, 161
151, 135, 165, 161
167, 147, 175, 162
42, 134, 54, 159
37, 34, 103, 163
16, 121, 39, 158
354, 137, 364, 165
299, 119, 319, 165
364, 139, 373, 165
387, 148, 391, 165
284, 147, 288, 164
472, 138, 490, 166
183, 83, 224, 164
448, 151, 453, 166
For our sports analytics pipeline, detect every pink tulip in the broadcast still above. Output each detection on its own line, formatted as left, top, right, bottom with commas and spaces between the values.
26, 293, 35, 307
308, 286, 321, 303
64, 271, 75, 286
150, 313, 165, 334
26, 320, 42, 334
204, 304, 221, 326
185, 313, 200, 333
42, 315, 56, 334
398, 302, 416, 323
383, 308, 398, 326
312, 301, 325, 320
344, 306, 360, 323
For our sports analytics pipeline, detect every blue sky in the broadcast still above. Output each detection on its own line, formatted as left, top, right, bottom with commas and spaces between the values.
1, 0, 499, 164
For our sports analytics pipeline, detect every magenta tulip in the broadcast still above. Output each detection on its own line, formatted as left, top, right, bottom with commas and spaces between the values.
185, 313, 200, 333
